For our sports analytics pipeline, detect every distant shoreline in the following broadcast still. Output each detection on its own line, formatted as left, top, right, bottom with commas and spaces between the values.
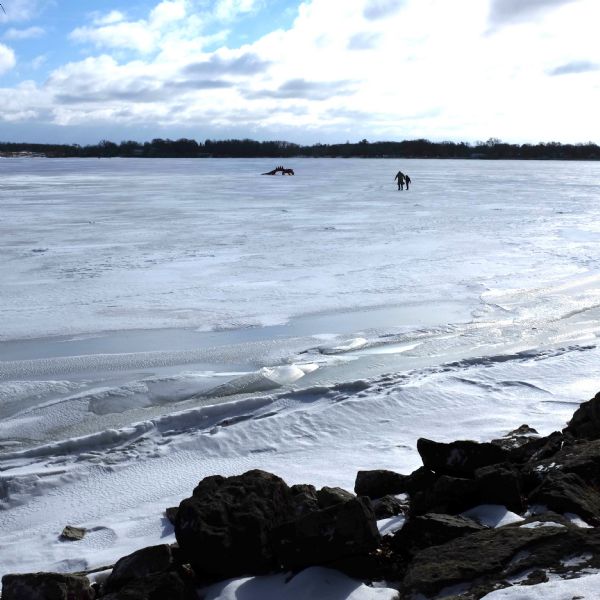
1, 137, 599, 161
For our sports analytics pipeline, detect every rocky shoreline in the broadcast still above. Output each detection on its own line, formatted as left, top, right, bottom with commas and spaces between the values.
4, 391, 600, 599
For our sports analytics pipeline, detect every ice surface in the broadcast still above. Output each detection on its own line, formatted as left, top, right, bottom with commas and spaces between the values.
1, 158, 600, 597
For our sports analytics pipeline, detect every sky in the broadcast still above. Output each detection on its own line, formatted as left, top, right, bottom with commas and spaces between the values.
0, 0, 598, 145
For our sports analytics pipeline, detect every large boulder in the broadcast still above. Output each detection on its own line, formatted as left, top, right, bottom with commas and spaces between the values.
104, 544, 174, 592
392, 513, 486, 557
417, 438, 509, 478
474, 463, 524, 513
509, 431, 568, 465
528, 471, 600, 525
174, 469, 296, 578
290, 484, 319, 516
529, 438, 600, 487
564, 391, 600, 440
100, 572, 186, 600
316, 486, 355, 508
401, 522, 600, 597
272, 497, 381, 570
491, 424, 540, 451
371, 495, 407, 519
409, 475, 480, 516
1, 573, 94, 600
354, 469, 409, 499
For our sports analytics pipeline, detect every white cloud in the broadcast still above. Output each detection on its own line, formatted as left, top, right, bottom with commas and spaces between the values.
3, 26, 45, 40
71, 1, 188, 54
0, 43, 16, 73
150, 0, 186, 27
1, 0, 600, 144
0, 0, 47, 23
70, 21, 158, 53
93, 10, 126, 26
31, 54, 47, 69
213, 0, 261, 21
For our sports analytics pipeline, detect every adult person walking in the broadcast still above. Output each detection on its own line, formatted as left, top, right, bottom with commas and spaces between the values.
394, 170, 405, 190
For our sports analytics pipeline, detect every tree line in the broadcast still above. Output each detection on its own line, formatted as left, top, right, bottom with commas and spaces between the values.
1, 137, 600, 160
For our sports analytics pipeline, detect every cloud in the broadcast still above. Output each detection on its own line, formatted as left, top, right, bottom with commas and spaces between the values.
248, 78, 356, 100
3, 26, 45, 40
70, 21, 158, 53
0, 0, 599, 146
0, 43, 16, 73
31, 54, 47, 69
70, 1, 188, 54
363, 0, 405, 20
92, 10, 126, 26
347, 31, 380, 50
212, 0, 261, 21
170, 79, 233, 91
183, 53, 272, 76
0, 0, 48, 23
487, 0, 578, 29
548, 60, 600, 76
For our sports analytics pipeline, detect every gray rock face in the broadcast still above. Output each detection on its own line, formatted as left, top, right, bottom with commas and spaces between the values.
475, 463, 524, 513
316, 486, 355, 508
417, 438, 510, 478
272, 497, 381, 570
529, 471, 600, 524
175, 469, 296, 578
59, 525, 86, 541
354, 469, 409, 499
100, 572, 186, 600
371, 495, 407, 519
409, 474, 480, 516
392, 513, 487, 557
491, 424, 540, 451
1, 572, 94, 600
290, 484, 319, 516
402, 524, 600, 597
564, 391, 600, 440
531, 438, 600, 486
105, 544, 174, 592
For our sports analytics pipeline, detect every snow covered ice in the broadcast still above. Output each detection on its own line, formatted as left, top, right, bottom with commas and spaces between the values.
1, 157, 600, 598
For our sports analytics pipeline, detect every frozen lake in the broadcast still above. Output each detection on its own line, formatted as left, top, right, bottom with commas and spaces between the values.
1, 157, 600, 583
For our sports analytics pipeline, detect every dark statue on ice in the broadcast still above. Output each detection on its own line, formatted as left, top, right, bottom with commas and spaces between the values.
262, 165, 295, 175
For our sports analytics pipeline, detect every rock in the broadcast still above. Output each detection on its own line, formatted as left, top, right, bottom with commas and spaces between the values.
372, 495, 407, 519
530, 438, 600, 487
409, 475, 480, 516
59, 525, 86, 541
403, 466, 438, 495
417, 438, 510, 478
509, 431, 568, 465
528, 471, 600, 524
272, 497, 381, 570
100, 572, 186, 600
316, 486, 354, 508
491, 424, 540, 451
165, 507, 179, 525
354, 469, 409, 499
401, 523, 600, 597
290, 484, 319, 516
392, 513, 486, 557
174, 469, 296, 578
1, 572, 94, 600
474, 463, 524, 513
564, 391, 600, 440
104, 544, 174, 592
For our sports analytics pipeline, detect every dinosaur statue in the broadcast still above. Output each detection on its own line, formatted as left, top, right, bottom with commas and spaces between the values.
262, 166, 295, 175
